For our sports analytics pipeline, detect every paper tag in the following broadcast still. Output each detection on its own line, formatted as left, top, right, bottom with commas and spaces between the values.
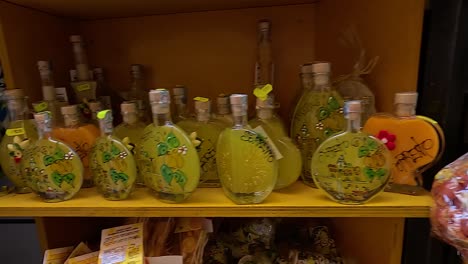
33, 101, 49, 112
76, 83, 91, 92
253, 84, 273, 101
64, 242, 92, 264
6, 127, 25, 136
56, 87, 69, 102
68, 251, 99, 264
145, 256, 183, 264
253, 126, 283, 160
43, 246, 74, 264
99, 223, 143, 264
193, 97, 209, 102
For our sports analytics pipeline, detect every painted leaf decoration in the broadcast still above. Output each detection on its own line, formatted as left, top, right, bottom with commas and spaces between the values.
376, 168, 386, 178
364, 167, 375, 180
166, 132, 180, 148
160, 164, 173, 185
328, 96, 340, 111
367, 138, 378, 151
173, 170, 187, 190
157, 142, 169, 156
102, 151, 112, 163
43, 155, 54, 166
358, 146, 369, 158
62, 173, 75, 185
110, 169, 128, 183
53, 145, 65, 160
111, 143, 120, 156
51, 171, 62, 187
317, 107, 330, 121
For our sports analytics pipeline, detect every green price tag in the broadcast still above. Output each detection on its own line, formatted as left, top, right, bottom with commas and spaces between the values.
76, 83, 91, 92
253, 84, 273, 101
6, 128, 25, 136
33, 101, 49, 112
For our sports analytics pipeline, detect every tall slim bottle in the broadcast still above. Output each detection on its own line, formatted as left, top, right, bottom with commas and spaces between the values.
290, 62, 345, 187
0, 89, 38, 193
92, 67, 112, 110
217, 94, 278, 204
137, 89, 200, 203
172, 85, 191, 123
255, 20, 274, 87
36, 61, 64, 126
52, 105, 100, 188
120, 64, 150, 124
69, 35, 97, 103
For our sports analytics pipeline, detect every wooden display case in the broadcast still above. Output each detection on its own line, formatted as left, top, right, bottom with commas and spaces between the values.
0, 0, 427, 263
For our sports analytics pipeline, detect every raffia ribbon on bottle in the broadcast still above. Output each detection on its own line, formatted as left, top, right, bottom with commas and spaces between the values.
333, 55, 380, 85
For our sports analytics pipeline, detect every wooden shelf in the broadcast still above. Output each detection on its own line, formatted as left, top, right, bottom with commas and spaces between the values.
5, 0, 317, 19
0, 182, 432, 217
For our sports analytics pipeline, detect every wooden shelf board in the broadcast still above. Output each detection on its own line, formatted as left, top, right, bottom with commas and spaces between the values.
0, 182, 432, 217
5, 0, 317, 20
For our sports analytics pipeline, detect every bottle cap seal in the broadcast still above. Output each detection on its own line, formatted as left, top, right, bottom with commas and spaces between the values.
394, 92, 418, 105
61, 105, 78, 115
149, 89, 171, 104
69, 35, 82, 43
121, 101, 137, 113
258, 20, 271, 31
42, 85, 56, 101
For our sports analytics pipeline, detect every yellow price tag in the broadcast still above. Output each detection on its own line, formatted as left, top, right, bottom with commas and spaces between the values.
6, 128, 25, 136
33, 101, 49, 112
253, 84, 273, 101
76, 83, 91, 92
193, 97, 209, 102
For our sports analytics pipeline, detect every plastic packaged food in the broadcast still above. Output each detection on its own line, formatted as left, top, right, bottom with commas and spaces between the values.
431, 152, 468, 260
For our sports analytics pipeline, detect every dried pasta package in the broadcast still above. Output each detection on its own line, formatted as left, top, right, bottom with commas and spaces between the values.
431, 153, 468, 260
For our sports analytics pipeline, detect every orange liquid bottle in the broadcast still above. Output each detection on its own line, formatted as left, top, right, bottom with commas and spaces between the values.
52, 105, 100, 188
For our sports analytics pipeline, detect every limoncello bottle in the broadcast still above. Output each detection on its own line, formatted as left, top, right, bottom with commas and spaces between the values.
52, 105, 100, 188
90, 110, 137, 200
137, 89, 200, 203
217, 94, 278, 204
213, 94, 233, 128
363, 92, 445, 195
23, 111, 83, 202
290, 62, 345, 187
0, 89, 38, 193
311, 100, 391, 204
249, 95, 301, 190
179, 97, 223, 187
113, 102, 146, 186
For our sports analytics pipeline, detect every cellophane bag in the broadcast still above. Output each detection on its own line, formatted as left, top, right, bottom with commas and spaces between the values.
431, 153, 468, 260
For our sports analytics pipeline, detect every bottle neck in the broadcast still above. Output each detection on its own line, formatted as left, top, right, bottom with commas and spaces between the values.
395, 103, 416, 117
152, 103, 173, 126
257, 108, 273, 120
313, 73, 331, 91
72, 42, 90, 81
99, 121, 113, 136
233, 113, 248, 129
217, 104, 230, 115
37, 124, 52, 139
40, 71, 55, 88
175, 103, 188, 117
196, 111, 210, 122
346, 113, 361, 133
7, 99, 27, 121
123, 112, 139, 125
130, 78, 144, 92
301, 73, 314, 90
63, 114, 80, 127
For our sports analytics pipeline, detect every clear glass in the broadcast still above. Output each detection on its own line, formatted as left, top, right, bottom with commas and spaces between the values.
217, 112, 278, 204
249, 109, 301, 190
363, 102, 445, 195
136, 107, 200, 203
290, 72, 345, 187
336, 75, 376, 123
255, 21, 273, 86
311, 114, 391, 204
52, 113, 100, 188
113, 111, 146, 186
22, 115, 83, 202
0, 96, 38, 193
119, 66, 150, 122
91, 116, 137, 200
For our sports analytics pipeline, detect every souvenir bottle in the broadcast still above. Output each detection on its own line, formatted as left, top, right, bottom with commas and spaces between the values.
69, 35, 97, 103
137, 89, 200, 203
311, 100, 391, 204
217, 94, 278, 204
90, 110, 137, 200
363, 92, 445, 194
23, 111, 83, 202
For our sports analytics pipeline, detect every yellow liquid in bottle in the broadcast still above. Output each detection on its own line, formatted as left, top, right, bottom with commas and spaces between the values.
216, 128, 278, 204
137, 124, 200, 203
0, 119, 38, 193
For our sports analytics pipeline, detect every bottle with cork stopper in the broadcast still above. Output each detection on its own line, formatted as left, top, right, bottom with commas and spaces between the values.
136, 89, 200, 203
213, 94, 233, 128
290, 62, 345, 188
311, 100, 391, 204
363, 92, 445, 195
119, 64, 150, 123
216, 94, 278, 204
22, 111, 83, 202
52, 104, 100, 188
90, 109, 137, 200
172, 85, 192, 123
0, 89, 38, 193
69, 35, 97, 103
249, 94, 302, 190
114, 101, 146, 186
255, 19, 274, 87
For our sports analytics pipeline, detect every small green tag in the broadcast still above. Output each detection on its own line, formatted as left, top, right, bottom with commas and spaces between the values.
253, 84, 273, 101
6, 128, 25, 136
76, 83, 91, 92
97, 109, 111, 120
193, 97, 209, 102
33, 101, 49, 112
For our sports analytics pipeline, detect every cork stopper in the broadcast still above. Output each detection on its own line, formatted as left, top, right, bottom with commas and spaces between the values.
394, 92, 418, 105
300, 63, 314, 74
121, 102, 137, 113
69, 35, 82, 43
344, 100, 362, 121
88, 101, 102, 112
37, 61, 51, 71
42, 85, 56, 101
61, 105, 78, 115
230, 94, 248, 117
258, 19, 271, 31
311, 62, 331, 73
150, 89, 171, 114
194, 99, 211, 111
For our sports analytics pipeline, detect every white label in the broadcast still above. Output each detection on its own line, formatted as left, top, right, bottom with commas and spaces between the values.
55, 87, 69, 102
145, 256, 183, 264
99, 223, 143, 264
253, 126, 283, 160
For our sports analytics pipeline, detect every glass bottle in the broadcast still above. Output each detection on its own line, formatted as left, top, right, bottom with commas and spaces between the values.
249, 95, 301, 190
363, 92, 445, 195
90, 110, 137, 200
119, 64, 150, 123
22, 111, 83, 202
88, 101, 103, 126
69, 35, 97, 103
255, 19, 274, 87
0, 89, 38, 193
113, 101, 146, 186
172, 85, 191, 123
179, 98, 223, 187
137, 89, 200, 203
213, 94, 233, 128
311, 100, 391, 204
52, 105, 100, 188
290, 62, 345, 187
35, 61, 64, 126
93, 67, 112, 110
216, 94, 278, 204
